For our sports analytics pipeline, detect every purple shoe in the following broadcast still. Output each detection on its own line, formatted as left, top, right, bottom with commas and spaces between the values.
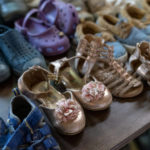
39, 0, 79, 35
15, 9, 70, 56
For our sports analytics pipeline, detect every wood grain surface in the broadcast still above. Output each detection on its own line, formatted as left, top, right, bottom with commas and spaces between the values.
1, 75, 150, 150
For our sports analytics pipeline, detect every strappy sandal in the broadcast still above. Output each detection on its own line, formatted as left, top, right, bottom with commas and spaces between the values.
49, 56, 112, 111
18, 66, 85, 135
75, 35, 143, 98
128, 41, 150, 86
75, 21, 128, 63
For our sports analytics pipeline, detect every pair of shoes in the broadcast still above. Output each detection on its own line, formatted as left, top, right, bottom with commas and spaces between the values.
128, 41, 150, 86
75, 34, 144, 98
96, 14, 150, 54
15, 0, 79, 56
17, 57, 112, 134
0, 25, 47, 82
75, 21, 128, 63
0, 94, 60, 150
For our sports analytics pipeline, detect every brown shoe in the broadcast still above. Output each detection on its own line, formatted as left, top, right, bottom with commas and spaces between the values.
96, 14, 136, 54
120, 4, 150, 31
75, 21, 115, 43
18, 66, 86, 135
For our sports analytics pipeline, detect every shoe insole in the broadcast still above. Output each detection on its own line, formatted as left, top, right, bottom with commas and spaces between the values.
60, 67, 84, 90
31, 81, 63, 109
26, 19, 48, 34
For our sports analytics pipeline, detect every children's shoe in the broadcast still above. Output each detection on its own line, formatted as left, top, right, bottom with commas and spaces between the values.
15, 9, 70, 56
49, 57, 112, 111
0, 51, 11, 83
39, 0, 79, 35
96, 14, 150, 54
0, 0, 28, 22
0, 118, 9, 148
18, 66, 86, 135
75, 35, 143, 98
128, 41, 150, 85
0, 25, 47, 75
120, 4, 150, 35
61, 0, 94, 22
75, 21, 128, 63
2, 95, 60, 150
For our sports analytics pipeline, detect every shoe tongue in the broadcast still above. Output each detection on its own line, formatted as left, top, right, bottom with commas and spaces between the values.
115, 18, 132, 39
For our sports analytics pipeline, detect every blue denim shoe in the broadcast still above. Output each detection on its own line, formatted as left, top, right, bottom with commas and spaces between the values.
0, 118, 10, 148
96, 15, 150, 54
0, 50, 11, 82
2, 95, 60, 150
0, 25, 47, 75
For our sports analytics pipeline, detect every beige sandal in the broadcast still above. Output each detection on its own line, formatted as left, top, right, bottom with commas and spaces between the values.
75, 35, 143, 98
18, 66, 85, 135
128, 41, 150, 85
49, 56, 112, 111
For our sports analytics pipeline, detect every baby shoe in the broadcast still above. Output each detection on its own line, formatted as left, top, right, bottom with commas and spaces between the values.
0, 25, 46, 75
18, 66, 86, 135
75, 35, 143, 98
61, 0, 94, 22
0, 0, 28, 22
128, 41, 150, 85
2, 94, 60, 150
49, 57, 112, 111
0, 50, 11, 83
75, 21, 128, 63
39, 0, 79, 35
96, 14, 150, 54
15, 9, 70, 56
120, 4, 150, 35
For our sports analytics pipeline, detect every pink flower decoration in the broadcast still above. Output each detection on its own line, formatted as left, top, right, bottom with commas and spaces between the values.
82, 81, 105, 102
55, 99, 79, 123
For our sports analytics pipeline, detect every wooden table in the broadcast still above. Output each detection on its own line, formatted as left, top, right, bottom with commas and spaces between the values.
1, 75, 150, 150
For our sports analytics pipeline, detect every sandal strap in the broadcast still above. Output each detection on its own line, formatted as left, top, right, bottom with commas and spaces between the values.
23, 9, 43, 28
39, 0, 58, 25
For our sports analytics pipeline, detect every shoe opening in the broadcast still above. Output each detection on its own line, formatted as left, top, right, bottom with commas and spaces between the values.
83, 22, 101, 34
126, 5, 145, 19
12, 96, 31, 121
23, 67, 49, 91
103, 15, 117, 25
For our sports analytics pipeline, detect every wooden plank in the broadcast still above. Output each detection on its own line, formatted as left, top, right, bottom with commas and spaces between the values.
0, 77, 150, 150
